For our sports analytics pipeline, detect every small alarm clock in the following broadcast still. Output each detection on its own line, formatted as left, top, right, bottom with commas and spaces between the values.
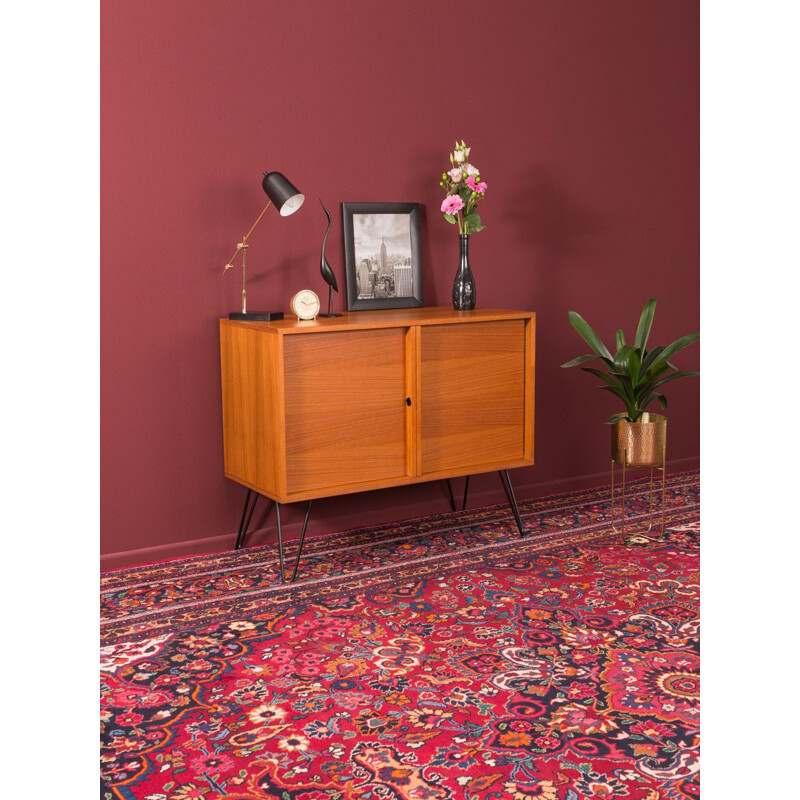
290, 289, 321, 320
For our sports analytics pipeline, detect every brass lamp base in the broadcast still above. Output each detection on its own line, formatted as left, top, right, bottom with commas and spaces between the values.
229, 311, 284, 321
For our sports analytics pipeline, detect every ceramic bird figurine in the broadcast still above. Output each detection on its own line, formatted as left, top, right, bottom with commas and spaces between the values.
319, 199, 342, 317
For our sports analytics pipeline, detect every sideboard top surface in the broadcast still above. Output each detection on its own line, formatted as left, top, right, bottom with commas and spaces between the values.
219, 306, 535, 335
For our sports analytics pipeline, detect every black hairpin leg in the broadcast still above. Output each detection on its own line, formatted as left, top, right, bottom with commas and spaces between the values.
499, 470, 525, 534
445, 480, 457, 511
276, 500, 313, 583
235, 489, 260, 550
446, 477, 471, 512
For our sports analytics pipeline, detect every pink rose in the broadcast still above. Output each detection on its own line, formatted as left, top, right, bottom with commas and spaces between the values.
465, 163, 479, 176
448, 167, 463, 182
441, 195, 465, 214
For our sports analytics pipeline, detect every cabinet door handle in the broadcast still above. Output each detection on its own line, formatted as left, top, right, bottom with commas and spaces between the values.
406, 397, 412, 406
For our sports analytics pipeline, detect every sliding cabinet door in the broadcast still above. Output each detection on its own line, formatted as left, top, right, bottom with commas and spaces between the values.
419, 320, 528, 475
283, 328, 410, 494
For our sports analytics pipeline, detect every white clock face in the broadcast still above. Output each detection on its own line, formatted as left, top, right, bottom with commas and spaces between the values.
291, 290, 320, 320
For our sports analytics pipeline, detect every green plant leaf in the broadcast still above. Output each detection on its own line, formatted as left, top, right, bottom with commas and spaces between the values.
639, 357, 675, 386
443, 213, 457, 224
647, 370, 700, 392
598, 384, 635, 412
639, 391, 667, 411
463, 212, 484, 233
658, 331, 700, 364
567, 311, 613, 361
640, 345, 665, 372
580, 366, 626, 390
561, 353, 597, 368
566, 302, 698, 421
628, 348, 642, 383
634, 298, 657, 352
613, 344, 637, 373
602, 390, 638, 421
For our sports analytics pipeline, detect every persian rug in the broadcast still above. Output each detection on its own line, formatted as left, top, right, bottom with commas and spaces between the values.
101, 470, 699, 800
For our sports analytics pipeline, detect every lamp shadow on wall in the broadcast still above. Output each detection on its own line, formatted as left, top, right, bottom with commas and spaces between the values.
504, 167, 613, 480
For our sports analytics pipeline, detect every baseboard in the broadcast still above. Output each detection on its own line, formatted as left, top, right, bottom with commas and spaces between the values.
510, 455, 700, 499
100, 456, 700, 572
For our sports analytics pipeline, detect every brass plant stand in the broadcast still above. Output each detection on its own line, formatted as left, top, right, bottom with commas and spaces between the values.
610, 413, 667, 539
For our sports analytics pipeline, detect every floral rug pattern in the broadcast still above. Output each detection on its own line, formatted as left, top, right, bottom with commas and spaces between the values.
101, 472, 699, 799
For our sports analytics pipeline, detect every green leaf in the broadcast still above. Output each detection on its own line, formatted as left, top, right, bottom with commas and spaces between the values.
598, 384, 632, 405
567, 311, 613, 361
561, 353, 597, 368
463, 212, 484, 233
615, 329, 626, 350
640, 345, 665, 372
598, 386, 637, 420
580, 366, 624, 388
612, 345, 642, 390
585, 368, 634, 407
443, 213, 457, 224
639, 392, 666, 412
658, 331, 700, 364
613, 344, 636, 371
647, 370, 700, 392
634, 298, 657, 352
639, 360, 674, 388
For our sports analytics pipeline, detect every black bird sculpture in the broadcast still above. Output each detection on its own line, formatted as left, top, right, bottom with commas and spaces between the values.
318, 199, 342, 317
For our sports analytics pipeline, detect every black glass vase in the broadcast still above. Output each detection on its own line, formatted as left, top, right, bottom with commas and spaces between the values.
452, 234, 476, 310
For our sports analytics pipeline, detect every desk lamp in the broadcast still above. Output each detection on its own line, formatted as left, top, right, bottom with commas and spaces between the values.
223, 170, 305, 320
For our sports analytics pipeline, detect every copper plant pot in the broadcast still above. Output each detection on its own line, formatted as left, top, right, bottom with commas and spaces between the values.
610, 412, 667, 468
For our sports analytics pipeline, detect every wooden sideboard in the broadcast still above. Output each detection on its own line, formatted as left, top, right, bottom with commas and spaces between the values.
219, 306, 535, 578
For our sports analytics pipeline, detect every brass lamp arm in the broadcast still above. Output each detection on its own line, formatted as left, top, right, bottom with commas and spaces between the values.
222, 199, 273, 273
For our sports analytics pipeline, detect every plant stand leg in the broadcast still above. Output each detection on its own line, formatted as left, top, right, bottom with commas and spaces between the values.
610, 451, 628, 535
610, 447, 668, 540
462, 475, 470, 510
659, 453, 667, 537
642, 449, 668, 540
276, 500, 313, 584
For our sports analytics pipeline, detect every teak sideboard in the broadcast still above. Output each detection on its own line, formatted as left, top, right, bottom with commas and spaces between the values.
219, 306, 535, 580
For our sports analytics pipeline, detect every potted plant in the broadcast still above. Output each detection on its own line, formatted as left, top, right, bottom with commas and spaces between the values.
561, 298, 699, 467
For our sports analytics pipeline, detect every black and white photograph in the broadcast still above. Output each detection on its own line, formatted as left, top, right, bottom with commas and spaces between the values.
342, 202, 423, 311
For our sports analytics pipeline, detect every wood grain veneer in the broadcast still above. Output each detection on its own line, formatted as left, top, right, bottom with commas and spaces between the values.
420, 320, 526, 474
219, 307, 535, 505
283, 328, 408, 494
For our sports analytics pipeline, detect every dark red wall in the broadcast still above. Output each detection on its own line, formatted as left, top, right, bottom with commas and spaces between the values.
101, 1, 699, 567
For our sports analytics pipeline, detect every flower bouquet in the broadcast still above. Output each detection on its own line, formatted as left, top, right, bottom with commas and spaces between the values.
439, 140, 487, 234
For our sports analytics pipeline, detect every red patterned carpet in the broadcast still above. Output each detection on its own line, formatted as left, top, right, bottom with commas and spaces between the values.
101, 471, 699, 800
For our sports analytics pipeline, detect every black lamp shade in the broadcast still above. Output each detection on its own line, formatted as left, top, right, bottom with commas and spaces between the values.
262, 171, 305, 216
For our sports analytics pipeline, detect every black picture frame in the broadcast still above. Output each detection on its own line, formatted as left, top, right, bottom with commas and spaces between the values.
342, 202, 423, 311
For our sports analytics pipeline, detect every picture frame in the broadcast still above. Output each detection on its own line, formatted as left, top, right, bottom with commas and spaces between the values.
342, 202, 423, 311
